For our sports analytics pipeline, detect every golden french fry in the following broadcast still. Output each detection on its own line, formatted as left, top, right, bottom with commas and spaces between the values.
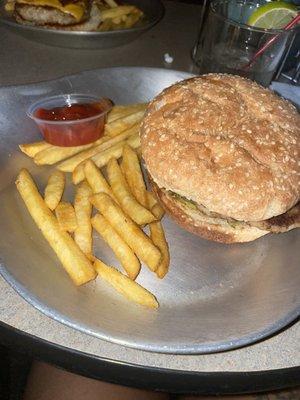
44, 170, 65, 211
122, 144, 147, 207
123, 12, 141, 28
74, 181, 93, 259
55, 201, 77, 233
146, 191, 157, 209
98, 18, 113, 31
107, 158, 155, 225
103, 0, 118, 7
15, 169, 96, 286
90, 193, 161, 272
58, 124, 139, 173
112, 16, 121, 24
105, 110, 144, 137
150, 221, 170, 279
19, 141, 51, 158
94, 258, 158, 309
33, 140, 103, 166
101, 5, 137, 19
92, 214, 140, 280
72, 133, 140, 185
146, 191, 165, 220
84, 159, 117, 202
107, 103, 147, 124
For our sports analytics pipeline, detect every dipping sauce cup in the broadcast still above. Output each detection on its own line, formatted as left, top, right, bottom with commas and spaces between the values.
27, 94, 112, 147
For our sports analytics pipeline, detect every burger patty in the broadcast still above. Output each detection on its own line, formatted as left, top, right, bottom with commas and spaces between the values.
15, 4, 82, 25
15, 1, 101, 30
249, 203, 300, 233
168, 190, 300, 234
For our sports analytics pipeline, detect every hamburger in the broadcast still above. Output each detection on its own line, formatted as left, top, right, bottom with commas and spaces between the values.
140, 74, 300, 243
8, 0, 102, 31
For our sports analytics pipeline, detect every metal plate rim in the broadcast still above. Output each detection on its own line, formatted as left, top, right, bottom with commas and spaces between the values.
0, 263, 299, 354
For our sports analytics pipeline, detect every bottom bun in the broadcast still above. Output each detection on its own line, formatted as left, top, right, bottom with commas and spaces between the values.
151, 181, 269, 244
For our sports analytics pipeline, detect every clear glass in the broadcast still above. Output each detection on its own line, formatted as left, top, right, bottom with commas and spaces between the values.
192, 0, 297, 87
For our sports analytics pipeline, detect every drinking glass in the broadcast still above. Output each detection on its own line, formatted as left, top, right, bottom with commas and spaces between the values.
192, 0, 298, 87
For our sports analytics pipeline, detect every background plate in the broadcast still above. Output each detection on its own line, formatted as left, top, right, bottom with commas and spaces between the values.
0, 0, 164, 49
0, 67, 299, 354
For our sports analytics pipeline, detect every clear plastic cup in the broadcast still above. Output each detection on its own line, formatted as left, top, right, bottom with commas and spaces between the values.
27, 94, 112, 147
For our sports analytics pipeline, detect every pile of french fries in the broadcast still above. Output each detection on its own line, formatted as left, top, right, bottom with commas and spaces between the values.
97, 0, 144, 31
16, 103, 170, 309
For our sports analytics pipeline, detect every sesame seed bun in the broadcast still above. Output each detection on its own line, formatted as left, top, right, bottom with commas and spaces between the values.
140, 74, 300, 243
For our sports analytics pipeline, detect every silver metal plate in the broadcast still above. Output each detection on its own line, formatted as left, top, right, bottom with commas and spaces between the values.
0, 0, 164, 49
0, 67, 299, 354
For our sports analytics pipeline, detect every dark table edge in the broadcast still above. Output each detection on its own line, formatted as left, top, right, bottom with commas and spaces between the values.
0, 321, 299, 395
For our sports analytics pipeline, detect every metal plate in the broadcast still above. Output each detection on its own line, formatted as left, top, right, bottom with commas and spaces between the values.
0, 0, 164, 49
0, 67, 299, 354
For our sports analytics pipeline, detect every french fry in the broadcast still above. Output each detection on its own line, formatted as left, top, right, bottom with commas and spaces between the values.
19, 141, 51, 158
122, 144, 147, 207
72, 133, 140, 184
105, 110, 144, 137
150, 221, 170, 279
146, 191, 165, 220
33, 139, 104, 166
107, 158, 155, 225
98, 18, 114, 31
15, 169, 96, 286
58, 124, 139, 173
94, 258, 158, 309
44, 170, 65, 211
103, 0, 118, 7
84, 159, 117, 202
74, 181, 93, 259
123, 12, 142, 28
101, 5, 138, 20
107, 103, 147, 124
147, 192, 169, 278
55, 202, 77, 233
90, 193, 161, 272
122, 145, 169, 276
92, 214, 140, 280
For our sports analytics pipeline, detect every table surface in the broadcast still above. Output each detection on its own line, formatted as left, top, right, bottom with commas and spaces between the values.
0, 0, 299, 393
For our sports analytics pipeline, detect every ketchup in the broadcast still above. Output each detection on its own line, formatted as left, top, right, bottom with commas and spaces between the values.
34, 98, 112, 147
35, 103, 102, 122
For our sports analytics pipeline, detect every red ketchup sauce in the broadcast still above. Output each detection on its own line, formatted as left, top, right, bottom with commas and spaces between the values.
34, 99, 112, 147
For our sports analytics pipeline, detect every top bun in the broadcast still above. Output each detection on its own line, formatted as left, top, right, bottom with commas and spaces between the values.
140, 74, 300, 222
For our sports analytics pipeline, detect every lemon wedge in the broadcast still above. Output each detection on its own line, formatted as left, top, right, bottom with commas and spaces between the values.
247, 2, 298, 29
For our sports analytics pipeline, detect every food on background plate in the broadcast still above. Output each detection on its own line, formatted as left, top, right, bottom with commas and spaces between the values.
17, 103, 169, 308
6, 0, 144, 32
140, 74, 300, 244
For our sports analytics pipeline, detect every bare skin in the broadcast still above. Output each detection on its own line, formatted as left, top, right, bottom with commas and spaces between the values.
23, 361, 300, 400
